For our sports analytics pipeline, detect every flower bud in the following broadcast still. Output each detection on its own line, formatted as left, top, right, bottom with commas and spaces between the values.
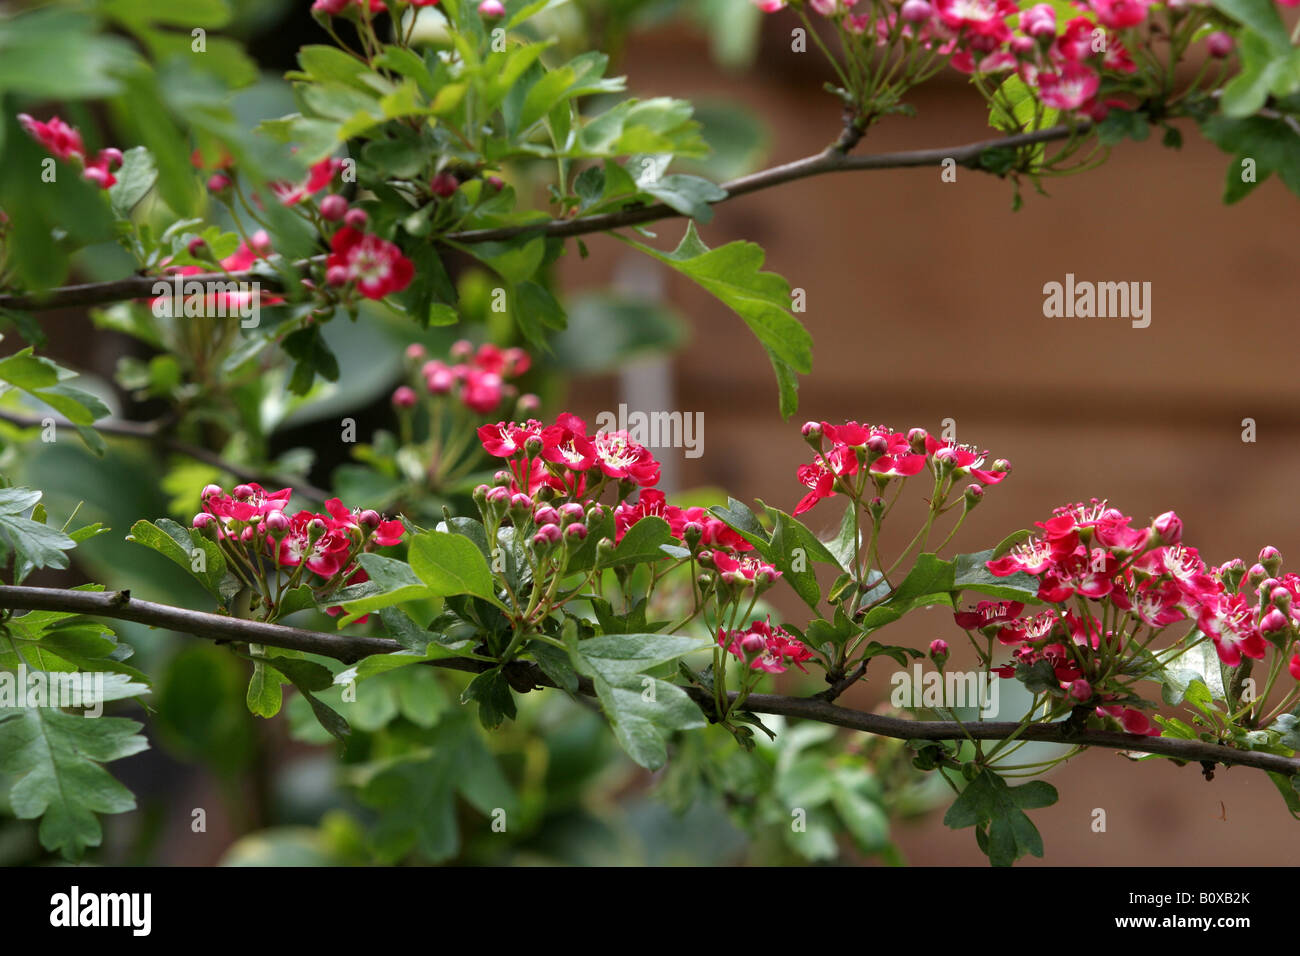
907, 427, 928, 454
509, 493, 533, 521
1219, 558, 1246, 592
307, 517, 328, 543
193, 513, 216, 532
326, 265, 349, 287
801, 421, 823, 446
187, 236, 208, 259
963, 484, 984, 509
405, 343, 427, 362
472, 484, 490, 508
534, 484, 556, 502
740, 633, 766, 654
201, 483, 223, 501
900, 0, 932, 22
265, 510, 290, 536
391, 385, 417, 409
232, 484, 254, 499
1261, 607, 1289, 635
1206, 31, 1233, 58
343, 207, 368, 229
564, 522, 588, 542
1069, 678, 1092, 701
517, 393, 541, 414
319, 194, 348, 221
866, 435, 889, 462
868, 496, 886, 521
523, 434, 545, 456
430, 172, 459, 198
1259, 546, 1282, 577
533, 506, 560, 526
586, 504, 606, 525
359, 510, 381, 530
1248, 563, 1268, 588
596, 536, 616, 556
1151, 510, 1182, 546
1271, 586, 1292, 613
929, 638, 949, 668
207, 173, 231, 193
682, 521, 704, 550
558, 502, 585, 525
492, 470, 513, 487
478, 0, 506, 16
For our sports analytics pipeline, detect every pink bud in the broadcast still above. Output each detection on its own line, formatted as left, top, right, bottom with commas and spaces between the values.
430, 172, 459, 198
391, 385, 417, 409
1206, 31, 1233, 58
478, 0, 506, 15
405, 343, 427, 361
201, 484, 223, 500
326, 265, 349, 286
193, 513, 215, 530
359, 510, 381, 529
559, 502, 585, 523
1261, 607, 1288, 634
319, 194, 348, 221
564, 523, 588, 541
900, 0, 931, 22
740, 633, 766, 654
486, 486, 510, 504
265, 510, 290, 534
536, 523, 562, 544
518, 393, 541, 414
801, 421, 823, 441
450, 339, 474, 359
1152, 510, 1182, 545
1069, 679, 1092, 701
929, 639, 949, 661
249, 230, 272, 255
207, 173, 231, 192
187, 236, 207, 258
510, 493, 533, 512
343, 207, 368, 229
232, 484, 254, 498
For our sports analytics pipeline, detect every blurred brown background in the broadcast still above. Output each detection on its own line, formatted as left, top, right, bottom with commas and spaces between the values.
558, 22, 1300, 865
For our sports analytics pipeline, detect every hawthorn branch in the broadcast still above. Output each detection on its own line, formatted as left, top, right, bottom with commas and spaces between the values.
0, 124, 1085, 312
1, 582, 1293, 776
0, 409, 330, 502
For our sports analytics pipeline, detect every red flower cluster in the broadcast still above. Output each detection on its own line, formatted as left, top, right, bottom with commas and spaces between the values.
752, 0, 1233, 121
193, 483, 405, 614
416, 340, 531, 414
794, 420, 1009, 515
718, 618, 814, 674
19, 114, 122, 189
478, 413, 662, 499
974, 501, 1300, 734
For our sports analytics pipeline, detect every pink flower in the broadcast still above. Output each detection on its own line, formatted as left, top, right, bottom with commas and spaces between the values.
1197, 592, 1267, 666
1020, 3, 1056, 37
541, 413, 598, 471
1290, 654, 1300, 681
18, 114, 83, 160
751, 0, 788, 11
1087, 0, 1150, 29
272, 157, 342, 205
326, 227, 414, 299
592, 431, 661, 486
460, 368, 505, 413
924, 436, 1008, 484
954, 600, 1025, 631
718, 619, 812, 674
478, 420, 543, 457
1036, 62, 1101, 111
712, 551, 781, 587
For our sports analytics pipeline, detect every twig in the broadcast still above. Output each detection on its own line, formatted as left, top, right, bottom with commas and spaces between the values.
0, 580, 1292, 775
0, 409, 331, 502
0, 124, 1085, 312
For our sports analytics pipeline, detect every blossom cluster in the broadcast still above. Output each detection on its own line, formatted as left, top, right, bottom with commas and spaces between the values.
19, 113, 123, 189
719, 618, 815, 674
398, 340, 534, 416
971, 500, 1300, 735
311, 0, 506, 17
794, 420, 1009, 515
475, 412, 796, 624
752, 0, 1248, 120
192, 482, 405, 614
194, 148, 415, 302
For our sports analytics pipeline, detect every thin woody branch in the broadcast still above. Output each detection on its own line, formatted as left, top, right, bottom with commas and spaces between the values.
0, 124, 1084, 312
0, 581, 1292, 776
0, 409, 331, 502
